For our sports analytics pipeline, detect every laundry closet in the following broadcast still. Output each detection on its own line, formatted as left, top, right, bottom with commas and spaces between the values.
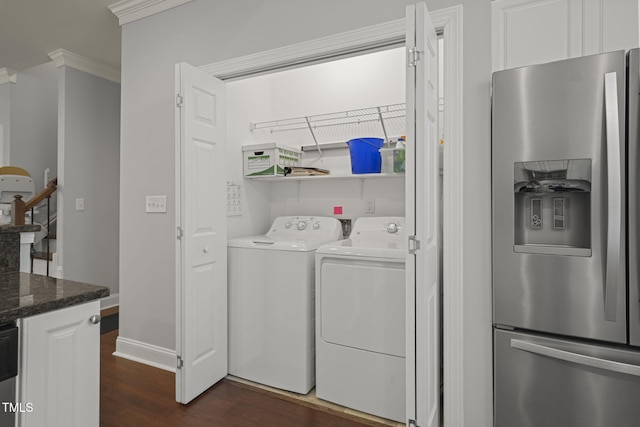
224, 46, 406, 424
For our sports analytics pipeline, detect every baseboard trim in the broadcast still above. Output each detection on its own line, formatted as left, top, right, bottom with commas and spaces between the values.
114, 336, 176, 373
101, 293, 119, 310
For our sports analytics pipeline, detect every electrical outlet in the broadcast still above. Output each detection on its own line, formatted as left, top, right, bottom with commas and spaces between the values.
75, 198, 85, 211
365, 197, 375, 214
146, 195, 167, 213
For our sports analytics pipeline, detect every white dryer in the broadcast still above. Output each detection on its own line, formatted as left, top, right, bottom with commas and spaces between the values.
227, 216, 342, 394
315, 216, 406, 422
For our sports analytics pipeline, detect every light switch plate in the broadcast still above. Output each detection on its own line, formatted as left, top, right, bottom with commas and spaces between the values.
146, 195, 167, 213
75, 198, 85, 211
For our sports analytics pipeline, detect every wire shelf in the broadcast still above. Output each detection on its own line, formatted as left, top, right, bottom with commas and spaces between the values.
250, 103, 406, 149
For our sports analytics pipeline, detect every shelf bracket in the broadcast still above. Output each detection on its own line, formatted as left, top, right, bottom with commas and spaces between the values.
377, 106, 389, 142
304, 117, 323, 157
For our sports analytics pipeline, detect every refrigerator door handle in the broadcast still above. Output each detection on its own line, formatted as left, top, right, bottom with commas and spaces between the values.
604, 72, 622, 322
511, 338, 640, 377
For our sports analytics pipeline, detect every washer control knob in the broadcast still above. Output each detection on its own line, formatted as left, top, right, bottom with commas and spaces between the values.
313, 222, 320, 230
285, 222, 292, 229
387, 222, 399, 234
297, 221, 307, 231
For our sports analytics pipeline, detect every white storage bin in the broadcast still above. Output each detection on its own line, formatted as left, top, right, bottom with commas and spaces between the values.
379, 147, 406, 174
242, 143, 301, 177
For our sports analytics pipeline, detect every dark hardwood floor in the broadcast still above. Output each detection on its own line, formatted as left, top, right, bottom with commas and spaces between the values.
100, 329, 379, 427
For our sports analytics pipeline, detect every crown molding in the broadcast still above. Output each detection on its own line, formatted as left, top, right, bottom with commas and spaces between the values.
0, 68, 17, 85
48, 49, 121, 84
108, 0, 192, 26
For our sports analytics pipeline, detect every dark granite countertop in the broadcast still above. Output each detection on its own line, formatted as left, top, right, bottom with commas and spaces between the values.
0, 273, 109, 323
0, 224, 41, 234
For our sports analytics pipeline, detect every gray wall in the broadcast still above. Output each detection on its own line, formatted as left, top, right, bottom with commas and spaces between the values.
0, 83, 11, 165
9, 62, 57, 193
118, 0, 492, 425
59, 67, 120, 296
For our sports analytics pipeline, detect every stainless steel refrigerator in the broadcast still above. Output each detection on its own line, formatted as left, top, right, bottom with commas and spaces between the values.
492, 49, 640, 426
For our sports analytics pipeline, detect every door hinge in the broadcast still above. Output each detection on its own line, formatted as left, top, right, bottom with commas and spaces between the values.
409, 419, 419, 427
177, 356, 183, 369
408, 235, 421, 254
408, 47, 421, 67
177, 226, 183, 240
176, 94, 184, 107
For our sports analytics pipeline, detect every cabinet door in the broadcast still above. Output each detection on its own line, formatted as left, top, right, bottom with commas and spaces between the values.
493, 0, 639, 72
19, 301, 100, 427
492, 0, 584, 71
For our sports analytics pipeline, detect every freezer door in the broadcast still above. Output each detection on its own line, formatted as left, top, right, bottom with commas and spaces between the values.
495, 329, 640, 427
492, 51, 627, 343
628, 48, 640, 347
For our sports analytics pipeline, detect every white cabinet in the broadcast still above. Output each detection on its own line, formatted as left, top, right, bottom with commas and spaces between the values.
18, 301, 101, 427
493, 0, 639, 71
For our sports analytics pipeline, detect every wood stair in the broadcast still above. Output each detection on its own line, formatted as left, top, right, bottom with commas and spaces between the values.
32, 251, 53, 261
32, 234, 56, 276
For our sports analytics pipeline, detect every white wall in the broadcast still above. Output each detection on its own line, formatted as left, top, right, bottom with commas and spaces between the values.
118, 0, 493, 425
226, 47, 406, 238
58, 66, 120, 297
9, 62, 58, 193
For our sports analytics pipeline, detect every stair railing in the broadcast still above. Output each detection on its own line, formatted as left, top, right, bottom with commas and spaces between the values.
30, 178, 57, 276
12, 178, 58, 276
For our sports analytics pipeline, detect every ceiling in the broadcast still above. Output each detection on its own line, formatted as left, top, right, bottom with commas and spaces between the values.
0, 0, 121, 72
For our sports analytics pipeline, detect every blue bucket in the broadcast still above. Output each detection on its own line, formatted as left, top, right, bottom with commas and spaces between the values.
346, 138, 384, 174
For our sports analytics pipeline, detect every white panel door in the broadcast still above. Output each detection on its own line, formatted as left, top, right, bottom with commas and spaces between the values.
20, 301, 101, 427
175, 62, 227, 404
406, 3, 440, 427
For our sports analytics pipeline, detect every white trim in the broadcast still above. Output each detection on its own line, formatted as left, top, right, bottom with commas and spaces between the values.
19, 232, 36, 273
114, 336, 177, 372
174, 63, 183, 402
108, 0, 192, 26
0, 124, 4, 167
51, 253, 63, 279
101, 293, 120, 310
48, 49, 121, 84
0, 68, 17, 84
200, 6, 465, 425
200, 19, 406, 80
19, 232, 36, 245
433, 6, 465, 427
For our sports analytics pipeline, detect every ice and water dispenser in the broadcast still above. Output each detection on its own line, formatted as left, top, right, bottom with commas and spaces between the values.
513, 159, 592, 256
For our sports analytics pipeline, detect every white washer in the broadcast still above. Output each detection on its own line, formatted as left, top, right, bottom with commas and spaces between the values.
227, 216, 342, 394
315, 216, 406, 422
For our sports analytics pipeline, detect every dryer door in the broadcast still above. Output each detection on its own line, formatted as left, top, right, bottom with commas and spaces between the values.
319, 257, 405, 357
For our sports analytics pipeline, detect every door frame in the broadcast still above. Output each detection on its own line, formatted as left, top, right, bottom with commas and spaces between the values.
200, 5, 464, 424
